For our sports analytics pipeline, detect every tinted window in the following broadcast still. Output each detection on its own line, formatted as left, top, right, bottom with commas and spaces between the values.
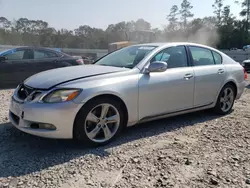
161, 53, 170, 62
3, 50, 25, 60
212, 51, 222, 64
154, 52, 163, 61
150, 46, 187, 69
34, 50, 58, 59
189, 46, 214, 66
3, 49, 33, 60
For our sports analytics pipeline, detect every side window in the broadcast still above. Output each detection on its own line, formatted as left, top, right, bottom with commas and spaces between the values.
212, 51, 222, 64
34, 51, 44, 59
161, 53, 170, 62
3, 50, 25, 60
189, 46, 215, 66
34, 50, 58, 59
154, 52, 163, 61
150, 46, 188, 69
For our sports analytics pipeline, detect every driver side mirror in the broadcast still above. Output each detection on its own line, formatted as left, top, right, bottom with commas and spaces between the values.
0, 56, 7, 61
144, 61, 168, 73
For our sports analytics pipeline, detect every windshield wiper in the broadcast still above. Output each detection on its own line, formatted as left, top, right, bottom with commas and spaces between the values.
97, 64, 112, 66
122, 65, 134, 69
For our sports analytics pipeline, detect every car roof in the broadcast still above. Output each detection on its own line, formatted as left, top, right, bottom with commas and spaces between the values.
135, 42, 222, 54
0, 46, 69, 57
137, 42, 215, 48
1, 46, 61, 52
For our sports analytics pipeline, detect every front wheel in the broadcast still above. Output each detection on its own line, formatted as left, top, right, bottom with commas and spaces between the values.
213, 84, 236, 115
73, 97, 126, 147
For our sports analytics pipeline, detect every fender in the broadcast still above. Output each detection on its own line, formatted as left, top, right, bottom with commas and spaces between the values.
214, 79, 238, 105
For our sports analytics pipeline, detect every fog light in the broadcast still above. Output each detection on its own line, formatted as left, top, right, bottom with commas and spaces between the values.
40, 123, 56, 130
30, 123, 56, 130
30, 123, 39, 129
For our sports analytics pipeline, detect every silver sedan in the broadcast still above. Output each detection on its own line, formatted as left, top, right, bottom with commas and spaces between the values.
9, 42, 247, 147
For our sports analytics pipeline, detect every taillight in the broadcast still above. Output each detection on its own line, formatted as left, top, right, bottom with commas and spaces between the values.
76, 59, 84, 64
244, 68, 248, 80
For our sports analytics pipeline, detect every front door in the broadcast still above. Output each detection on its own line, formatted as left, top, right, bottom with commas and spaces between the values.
138, 45, 195, 120
0, 48, 33, 88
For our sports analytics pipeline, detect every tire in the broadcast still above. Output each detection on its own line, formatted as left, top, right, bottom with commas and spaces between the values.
73, 97, 126, 147
213, 84, 236, 115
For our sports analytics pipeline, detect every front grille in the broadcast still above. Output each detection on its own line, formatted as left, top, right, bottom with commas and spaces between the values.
17, 84, 34, 100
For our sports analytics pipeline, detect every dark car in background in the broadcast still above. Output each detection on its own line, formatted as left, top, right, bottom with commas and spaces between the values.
0, 47, 84, 88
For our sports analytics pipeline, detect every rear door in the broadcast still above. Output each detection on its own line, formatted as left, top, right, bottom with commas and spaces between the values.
31, 48, 62, 73
187, 45, 226, 107
0, 48, 33, 88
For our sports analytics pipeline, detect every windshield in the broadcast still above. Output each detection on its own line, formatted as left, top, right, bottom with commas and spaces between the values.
0, 49, 11, 56
95, 45, 157, 68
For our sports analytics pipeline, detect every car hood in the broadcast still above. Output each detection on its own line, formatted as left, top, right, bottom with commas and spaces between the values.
24, 65, 129, 89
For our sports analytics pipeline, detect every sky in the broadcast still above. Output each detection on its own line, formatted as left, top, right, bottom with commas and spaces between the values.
0, 0, 243, 30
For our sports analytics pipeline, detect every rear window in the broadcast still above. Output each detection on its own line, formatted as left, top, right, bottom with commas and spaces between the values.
34, 50, 58, 59
212, 51, 222, 64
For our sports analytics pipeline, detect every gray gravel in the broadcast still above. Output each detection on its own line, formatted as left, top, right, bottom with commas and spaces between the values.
0, 82, 250, 188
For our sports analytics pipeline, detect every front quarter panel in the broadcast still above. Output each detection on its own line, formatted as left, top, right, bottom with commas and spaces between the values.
58, 69, 140, 125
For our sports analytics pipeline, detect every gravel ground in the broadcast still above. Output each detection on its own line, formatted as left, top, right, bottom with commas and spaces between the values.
0, 80, 250, 188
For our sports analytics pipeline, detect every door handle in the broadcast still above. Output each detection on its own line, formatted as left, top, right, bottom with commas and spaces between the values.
218, 69, 224, 74
184, 73, 193, 79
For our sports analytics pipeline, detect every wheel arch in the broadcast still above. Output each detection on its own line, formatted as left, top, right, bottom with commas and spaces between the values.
223, 80, 237, 97
215, 80, 238, 105
212, 80, 238, 114
73, 93, 129, 133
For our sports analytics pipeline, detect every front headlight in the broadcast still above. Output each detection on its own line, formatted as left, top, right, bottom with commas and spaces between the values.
41, 89, 81, 103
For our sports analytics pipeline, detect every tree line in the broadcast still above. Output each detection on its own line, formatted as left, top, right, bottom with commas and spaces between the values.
0, 0, 249, 50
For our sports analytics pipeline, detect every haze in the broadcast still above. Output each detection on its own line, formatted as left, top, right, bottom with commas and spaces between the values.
0, 0, 242, 30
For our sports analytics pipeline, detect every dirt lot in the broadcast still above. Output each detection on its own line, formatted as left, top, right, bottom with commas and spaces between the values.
0, 80, 250, 188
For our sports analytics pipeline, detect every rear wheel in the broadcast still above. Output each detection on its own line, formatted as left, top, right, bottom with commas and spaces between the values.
73, 97, 126, 147
213, 84, 236, 115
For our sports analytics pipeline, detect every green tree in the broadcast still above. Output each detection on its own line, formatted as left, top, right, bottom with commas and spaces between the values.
236, 0, 250, 17
221, 5, 235, 25
166, 5, 180, 31
212, 0, 224, 25
218, 6, 236, 48
0, 14, 250, 50
235, 0, 250, 32
179, 0, 194, 29
0, 17, 11, 29
134, 19, 151, 30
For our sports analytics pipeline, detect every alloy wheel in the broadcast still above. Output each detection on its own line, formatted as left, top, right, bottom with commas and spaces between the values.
84, 103, 120, 143
220, 87, 234, 112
